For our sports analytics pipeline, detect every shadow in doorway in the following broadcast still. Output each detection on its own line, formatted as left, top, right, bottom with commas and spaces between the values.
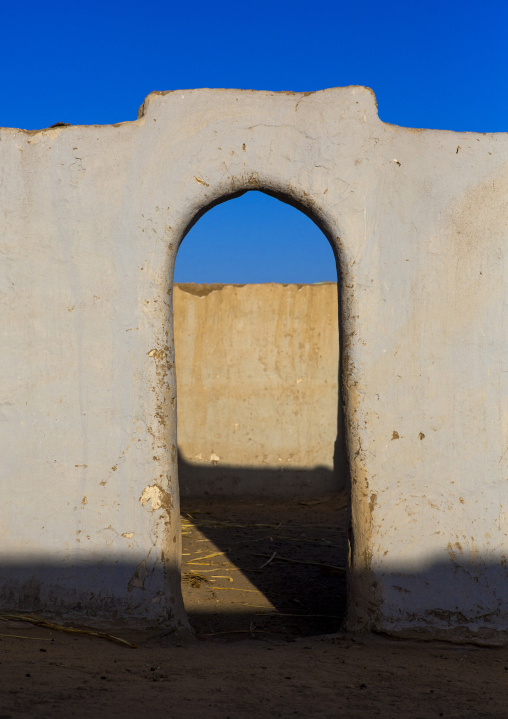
179, 460, 348, 640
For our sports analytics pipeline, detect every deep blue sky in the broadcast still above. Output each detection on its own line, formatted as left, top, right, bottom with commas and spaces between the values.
2, 0, 506, 283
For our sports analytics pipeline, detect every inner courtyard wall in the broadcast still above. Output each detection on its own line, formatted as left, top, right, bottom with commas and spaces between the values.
174, 282, 342, 497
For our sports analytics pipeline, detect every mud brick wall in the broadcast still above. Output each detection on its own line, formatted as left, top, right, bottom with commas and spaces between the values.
173, 282, 343, 496
1, 87, 507, 641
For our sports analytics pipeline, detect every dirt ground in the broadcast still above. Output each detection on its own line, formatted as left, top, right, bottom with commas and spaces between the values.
1, 492, 507, 718
180, 492, 348, 639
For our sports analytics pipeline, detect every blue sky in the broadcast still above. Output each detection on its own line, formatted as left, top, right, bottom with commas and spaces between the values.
2, 0, 506, 283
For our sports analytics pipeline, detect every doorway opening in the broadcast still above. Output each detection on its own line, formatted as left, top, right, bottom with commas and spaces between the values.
173, 190, 347, 638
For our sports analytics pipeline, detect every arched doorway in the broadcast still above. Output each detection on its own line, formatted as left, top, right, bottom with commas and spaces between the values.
172, 190, 348, 638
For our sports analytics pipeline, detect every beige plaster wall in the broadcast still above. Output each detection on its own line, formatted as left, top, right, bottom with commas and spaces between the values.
173, 282, 343, 496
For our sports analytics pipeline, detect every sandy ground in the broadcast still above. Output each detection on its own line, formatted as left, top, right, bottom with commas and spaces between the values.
1, 623, 507, 718
1, 493, 507, 718
180, 493, 347, 639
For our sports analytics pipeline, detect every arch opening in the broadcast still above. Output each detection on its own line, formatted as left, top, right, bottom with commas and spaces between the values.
173, 190, 349, 638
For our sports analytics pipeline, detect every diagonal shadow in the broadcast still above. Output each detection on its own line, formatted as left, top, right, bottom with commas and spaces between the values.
179, 458, 348, 639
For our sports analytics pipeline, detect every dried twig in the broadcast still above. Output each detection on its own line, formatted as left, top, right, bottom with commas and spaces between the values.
48, 661, 93, 674
256, 612, 343, 618
182, 519, 338, 531
199, 629, 268, 636
186, 551, 228, 563
242, 604, 275, 609
268, 536, 338, 547
0, 613, 137, 649
253, 553, 346, 572
181, 567, 239, 573
259, 552, 277, 569
213, 587, 261, 593
0, 633, 53, 641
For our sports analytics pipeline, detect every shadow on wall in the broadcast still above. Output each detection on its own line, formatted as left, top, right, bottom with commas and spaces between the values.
179, 463, 508, 641
178, 455, 346, 497
1, 555, 507, 643
0, 562, 185, 628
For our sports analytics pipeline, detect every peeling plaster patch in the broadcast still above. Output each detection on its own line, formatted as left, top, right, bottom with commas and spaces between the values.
419, 432, 425, 440
128, 559, 149, 591
140, 485, 164, 510
139, 484, 172, 512
147, 348, 167, 360
122, 532, 134, 539
210, 453, 220, 465
81, 496, 87, 506
391, 431, 400, 440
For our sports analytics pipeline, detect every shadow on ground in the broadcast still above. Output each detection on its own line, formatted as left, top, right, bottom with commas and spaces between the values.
180, 479, 349, 640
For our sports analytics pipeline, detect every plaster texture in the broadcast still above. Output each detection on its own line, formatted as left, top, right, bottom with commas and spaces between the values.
174, 282, 343, 497
1, 87, 508, 641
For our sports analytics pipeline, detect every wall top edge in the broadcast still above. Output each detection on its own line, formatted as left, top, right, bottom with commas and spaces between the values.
0, 86, 378, 134
136, 85, 378, 118
174, 282, 338, 296
1, 86, 506, 137
0, 85, 377, 135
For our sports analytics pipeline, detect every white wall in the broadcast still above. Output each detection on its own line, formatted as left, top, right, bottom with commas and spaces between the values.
1, 87, 508, 642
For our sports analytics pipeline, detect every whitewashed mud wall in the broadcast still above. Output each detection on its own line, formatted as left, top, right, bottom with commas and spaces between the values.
1, 87, 508, 642
174, 282, 342, 497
